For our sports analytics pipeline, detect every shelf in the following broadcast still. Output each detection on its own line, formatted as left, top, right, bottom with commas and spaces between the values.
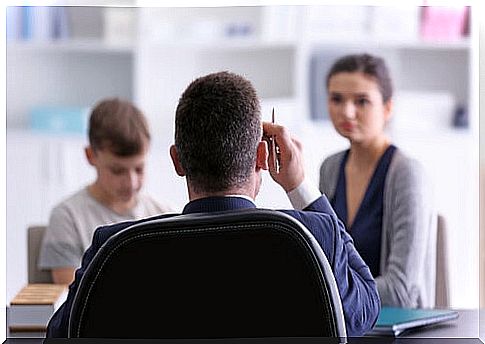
7, 39, 134, 54
306, 36, 471, 51
7, 35, 470, 55
146, 37, 297, 52
7, 128, 87, 141
388, 38, 471, 51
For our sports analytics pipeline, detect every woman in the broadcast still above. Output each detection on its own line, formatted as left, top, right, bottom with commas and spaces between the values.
319, 53, 437, 308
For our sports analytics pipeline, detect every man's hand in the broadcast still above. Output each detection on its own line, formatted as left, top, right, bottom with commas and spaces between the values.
263, 122, 305, 192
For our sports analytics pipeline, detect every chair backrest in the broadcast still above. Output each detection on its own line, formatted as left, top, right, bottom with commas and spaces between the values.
435, 214, 450, 308
27, 225, 53, 283
68, 209, 346, 339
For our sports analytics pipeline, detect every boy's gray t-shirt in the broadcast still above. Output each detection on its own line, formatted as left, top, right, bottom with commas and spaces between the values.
38, 187, 173, 270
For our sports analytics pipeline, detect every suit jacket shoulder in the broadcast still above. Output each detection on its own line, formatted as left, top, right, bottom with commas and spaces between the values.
279, 196, 380, 336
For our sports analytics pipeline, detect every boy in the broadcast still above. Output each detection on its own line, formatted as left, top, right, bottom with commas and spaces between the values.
38, 98, 173, 284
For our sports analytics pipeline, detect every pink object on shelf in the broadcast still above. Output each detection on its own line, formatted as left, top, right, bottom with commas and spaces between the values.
420, 6, 469, 41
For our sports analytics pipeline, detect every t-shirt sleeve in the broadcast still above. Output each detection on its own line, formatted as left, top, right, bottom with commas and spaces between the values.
38, 205, 84, 269
144, 195, 177, 214
375, 158, 435, 307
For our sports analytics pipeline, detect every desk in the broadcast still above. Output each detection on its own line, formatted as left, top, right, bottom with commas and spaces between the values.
5, 309, 484, 343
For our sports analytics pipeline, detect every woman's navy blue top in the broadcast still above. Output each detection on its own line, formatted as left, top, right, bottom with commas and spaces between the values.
331, 145, 396, 277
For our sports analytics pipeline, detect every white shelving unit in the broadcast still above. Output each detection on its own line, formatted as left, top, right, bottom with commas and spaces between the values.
7, 39, 134, 53
6, 5, 478, 309
6, 45, 134, 128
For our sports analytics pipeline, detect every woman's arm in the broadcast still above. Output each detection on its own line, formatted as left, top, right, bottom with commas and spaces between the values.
319, 152, 345, 199
376, 157, 436, 307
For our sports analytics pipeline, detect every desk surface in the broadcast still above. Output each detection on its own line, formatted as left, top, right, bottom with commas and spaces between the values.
5, 309, 484, 343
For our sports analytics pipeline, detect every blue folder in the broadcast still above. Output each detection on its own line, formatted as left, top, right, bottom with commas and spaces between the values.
30, 106, 89, 134
367, 306, 459, 337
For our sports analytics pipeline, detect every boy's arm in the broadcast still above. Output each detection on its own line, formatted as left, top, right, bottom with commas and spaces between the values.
52, 267, 76, 285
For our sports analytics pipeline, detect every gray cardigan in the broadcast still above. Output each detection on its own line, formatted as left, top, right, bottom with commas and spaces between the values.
319, 149, 437, 308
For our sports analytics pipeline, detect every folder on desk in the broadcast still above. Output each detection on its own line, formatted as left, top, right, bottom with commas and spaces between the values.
367, 306, 459, 337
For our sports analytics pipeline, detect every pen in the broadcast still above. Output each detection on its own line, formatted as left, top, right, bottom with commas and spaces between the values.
271, 108, 280, 174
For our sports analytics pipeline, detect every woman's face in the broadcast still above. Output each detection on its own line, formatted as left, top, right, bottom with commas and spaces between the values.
327, 71, 392, 144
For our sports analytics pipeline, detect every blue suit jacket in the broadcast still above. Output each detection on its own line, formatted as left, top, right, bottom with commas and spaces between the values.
46, 195, 380, 337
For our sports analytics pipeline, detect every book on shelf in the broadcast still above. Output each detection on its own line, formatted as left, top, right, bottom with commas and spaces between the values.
8, 283, 68, 333
6, 6, 70, 42
421, 6, 469, 41
6, 6, 22, 41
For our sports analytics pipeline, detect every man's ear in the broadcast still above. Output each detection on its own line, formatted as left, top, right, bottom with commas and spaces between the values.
256, 140, 269, 171
85, 146, 96, 167
170, 145, 186, 176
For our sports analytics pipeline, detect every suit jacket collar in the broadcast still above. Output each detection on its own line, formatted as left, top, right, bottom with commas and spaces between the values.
182, 196, 257, 214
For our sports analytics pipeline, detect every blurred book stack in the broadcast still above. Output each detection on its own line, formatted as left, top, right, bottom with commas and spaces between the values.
368, 5, 470, 43
7, 6, 69, 42
420, 6, 469, 41
6, 6, 136, 44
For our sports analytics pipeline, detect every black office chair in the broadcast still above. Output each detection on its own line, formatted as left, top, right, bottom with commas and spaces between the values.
68, 209, 346, 339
